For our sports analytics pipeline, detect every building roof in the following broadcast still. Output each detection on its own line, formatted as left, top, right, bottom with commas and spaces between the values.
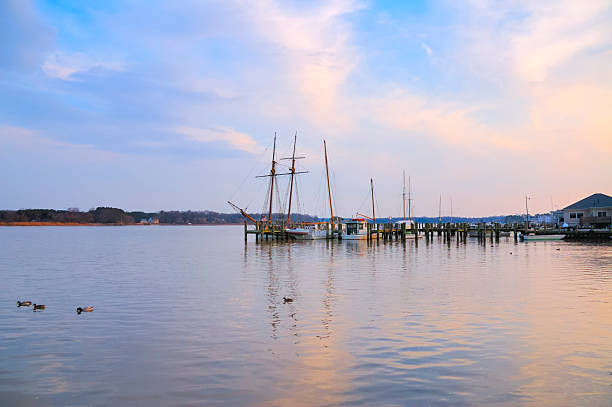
563, 193, 612, 210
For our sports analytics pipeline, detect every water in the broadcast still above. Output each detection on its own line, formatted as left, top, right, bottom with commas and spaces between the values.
1, 226, 611, 406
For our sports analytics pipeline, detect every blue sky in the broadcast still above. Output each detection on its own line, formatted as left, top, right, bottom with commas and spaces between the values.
1, 0, 611, 216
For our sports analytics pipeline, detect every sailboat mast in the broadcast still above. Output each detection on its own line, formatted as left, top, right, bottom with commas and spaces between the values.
525, 194, 530, 230
268, 133, 277, 224
408, 175, 411, 220
371, 178, 376, 225
402, 171, 406, 221
286, 133, 297, 224
438, 194, 442, 223
324, 140, 334, 230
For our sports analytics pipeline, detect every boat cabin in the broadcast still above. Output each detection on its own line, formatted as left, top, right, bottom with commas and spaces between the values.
344, 219, 366, 236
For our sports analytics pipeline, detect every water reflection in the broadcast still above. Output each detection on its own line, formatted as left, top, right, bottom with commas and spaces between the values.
0, 226, 610, 406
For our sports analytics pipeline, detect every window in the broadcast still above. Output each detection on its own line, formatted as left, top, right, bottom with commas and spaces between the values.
570, 213, 576, 219
598, 211, 607, 217
577, 213, 583, 218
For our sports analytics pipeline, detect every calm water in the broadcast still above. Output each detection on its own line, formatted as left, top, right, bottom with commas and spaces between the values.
1, 226, 611, 406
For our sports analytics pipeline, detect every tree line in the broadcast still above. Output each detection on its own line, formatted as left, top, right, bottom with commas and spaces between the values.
0, 208, 134, 224
0, 208, 321, 225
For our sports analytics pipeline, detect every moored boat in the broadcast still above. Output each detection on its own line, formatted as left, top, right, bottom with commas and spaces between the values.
519, 233, 565, 241
341, 219, 375, 240
396, 220, 422, 239
286, 224, 329, 240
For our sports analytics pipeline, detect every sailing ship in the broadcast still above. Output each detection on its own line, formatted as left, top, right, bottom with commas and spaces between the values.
285, 139, 336, 240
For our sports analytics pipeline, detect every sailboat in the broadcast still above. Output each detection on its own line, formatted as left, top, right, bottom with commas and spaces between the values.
285, 140, 335, 240
396, 171, 420, 239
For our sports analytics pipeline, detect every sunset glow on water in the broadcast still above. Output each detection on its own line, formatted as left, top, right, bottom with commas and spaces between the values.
1, 226, 610, 406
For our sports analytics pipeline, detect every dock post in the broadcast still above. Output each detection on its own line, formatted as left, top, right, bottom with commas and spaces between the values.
367, 222, 371, 241
244, 220, 247, 242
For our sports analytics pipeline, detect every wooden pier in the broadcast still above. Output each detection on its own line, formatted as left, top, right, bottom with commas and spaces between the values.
244, 220, 612, 242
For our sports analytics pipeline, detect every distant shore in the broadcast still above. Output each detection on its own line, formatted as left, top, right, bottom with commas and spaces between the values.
0, 222, 244, 226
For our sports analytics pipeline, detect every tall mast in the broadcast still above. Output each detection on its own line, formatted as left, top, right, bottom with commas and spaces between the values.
371, 178, 375, 225
324, 140, 334, 230
525, 194, 530, 230
286, 132, 297, 224
438, 194, 442, 223
402, 171, 406, 221
268, 133, 277, 224
450, 197, 453, 223
408, 176, 412, 220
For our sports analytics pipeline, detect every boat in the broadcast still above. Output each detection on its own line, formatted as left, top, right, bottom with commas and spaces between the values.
342, 218, 372, 240
519, 233, 565, 241
395, 171, 421, 239
342, 178, 379, 240
286, 139, 336, 240
396, 219, 421, 239
285, 223, 330, 240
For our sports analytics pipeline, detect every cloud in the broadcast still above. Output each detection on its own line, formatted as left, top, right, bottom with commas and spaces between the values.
176, 126, 263, 154
510, 0, 611, 82
240, 0, 363, 128
367, 90, 526, 152
0, 125, 121, 160
420, 42, 433, 56
42, 52, 125, 80
0, 0, 54, 71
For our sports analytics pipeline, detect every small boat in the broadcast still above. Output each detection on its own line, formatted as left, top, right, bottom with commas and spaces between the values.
286, 224, 329, 240
341, 218, 378, 240
396, 220, 422, 239
519, 233, 565, 241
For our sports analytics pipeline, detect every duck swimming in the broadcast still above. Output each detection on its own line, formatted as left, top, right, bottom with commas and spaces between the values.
76, 306, 94, 314
283, 297, 294, 303
17, 301, 32, 307
32, 304, 45, 311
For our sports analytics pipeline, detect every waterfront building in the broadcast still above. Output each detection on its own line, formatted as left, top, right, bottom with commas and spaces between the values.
561, 193, 612, 228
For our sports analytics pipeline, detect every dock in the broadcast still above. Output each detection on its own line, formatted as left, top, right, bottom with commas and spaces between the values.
244, 221, 610, 242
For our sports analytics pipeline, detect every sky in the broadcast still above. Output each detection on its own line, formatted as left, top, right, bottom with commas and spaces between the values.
1, 0, 611, 217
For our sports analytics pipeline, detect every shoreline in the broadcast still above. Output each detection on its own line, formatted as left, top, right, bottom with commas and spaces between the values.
0, 222, 244, 227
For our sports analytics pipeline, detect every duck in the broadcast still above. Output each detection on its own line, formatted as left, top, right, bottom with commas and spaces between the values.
76, 306, 94, 314
283, 297, 294, 303
17, 301, 32, 307
32, 304, 45, 311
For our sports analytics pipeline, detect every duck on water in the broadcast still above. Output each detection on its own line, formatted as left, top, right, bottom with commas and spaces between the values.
76, 306, 94, 314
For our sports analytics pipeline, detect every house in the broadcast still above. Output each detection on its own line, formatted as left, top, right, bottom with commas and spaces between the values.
561, 193, 612, 228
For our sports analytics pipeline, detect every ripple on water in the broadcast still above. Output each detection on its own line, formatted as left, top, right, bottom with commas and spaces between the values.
0, 226, 610, 406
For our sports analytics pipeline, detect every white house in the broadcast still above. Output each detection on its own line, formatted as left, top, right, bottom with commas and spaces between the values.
561, 193, 612, 228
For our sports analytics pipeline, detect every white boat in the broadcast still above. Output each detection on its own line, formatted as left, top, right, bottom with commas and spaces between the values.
519, 233, 565, 241
343, 178, 380, 240
286, 224, 329, 240
341, 219, 375, 240
396, 219, 422, 239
